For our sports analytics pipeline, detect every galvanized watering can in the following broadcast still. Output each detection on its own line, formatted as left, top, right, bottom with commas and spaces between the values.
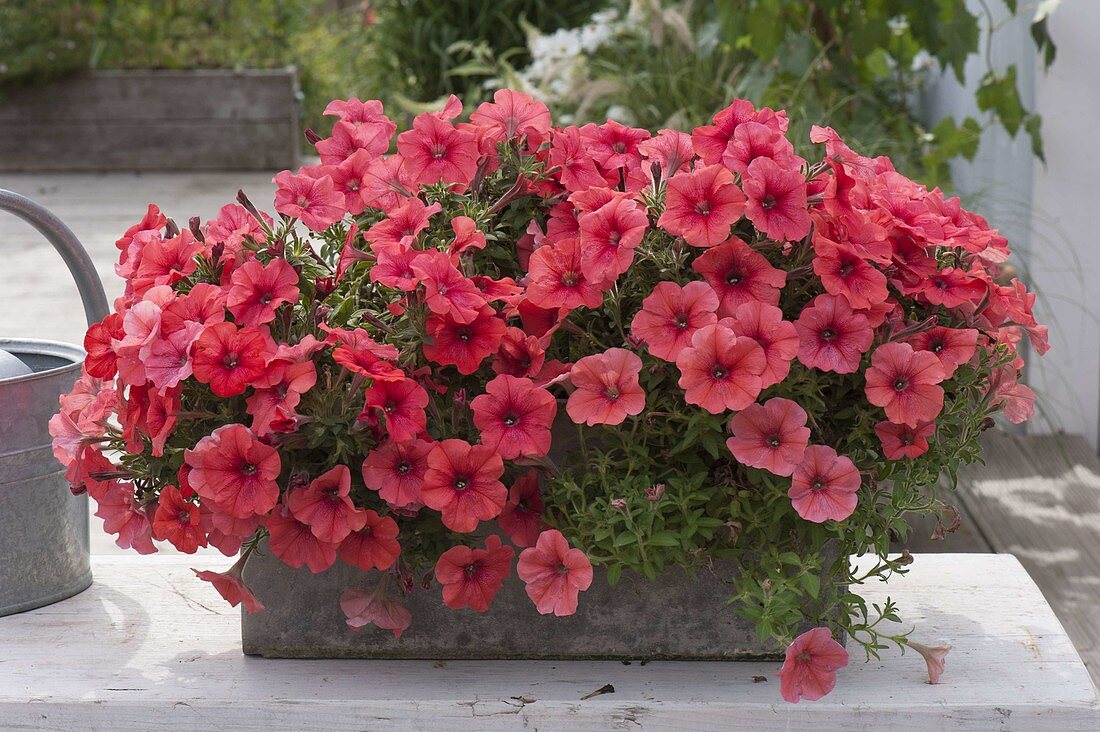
0, 189, 108, 615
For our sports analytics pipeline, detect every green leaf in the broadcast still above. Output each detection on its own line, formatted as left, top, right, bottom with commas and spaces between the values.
607, 563, 622, 587
613, 532, 637, 548
1025, 114, 1045, 163
648, 531, 682, 547
976, 67, 1025, 137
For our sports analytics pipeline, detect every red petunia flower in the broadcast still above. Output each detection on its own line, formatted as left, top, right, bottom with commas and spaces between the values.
580, 119, 649, 170
370, 242, 420, 291
726, 398, 811, 477
94, 482, 156, 554
326, 327, 404, 382
338, 510, 401, 571
227, 258, 300, 326
864, 342, 947, 427
742, 157, 811, 242
492, 326, 547, 379
692, 99, 787, 165
470, 374, 557, 459
83, 312, 125, 379
193, 554, 266, 613
362, 378, 429, 442
448, 215, 488, 258
630, 281, 719, 361
675, 324, 766, 414
411, 250, 488, 324
549, 127, 607, 192
788, 445, 861, 523
365, 197, 442, 250
151, 484, 207, 553
578, 196, 648, 281
638, 129, 694, 178
794, 294, 873, 374
657, 165, 746, 248
812, 239, 889, 310
273, 170, 345, 231
362, 439, 433, 509
721, 121, 797, 175
421, 439, 507, 533
423, 308, 507, 375
498, 471, 546, 548
727, 301, 800, 387
566, 348, 646, 426
917, 267, 988, 309
470, 88, 551, 141
516, 529, 593, 616
184, 424, 281, 519
397, 113, 481, 188
434, 535, 516, 612
265, 507, 339, 573
340, 581, 412, 638
692, 236, 786, 316
875, 420, 935, 460
777, 627, 849, 703
908, 326, 979, 377
525, 238, 606, 311
362, 154, 416, 212
131, 231, 202, 298
287, 465, 367, 545
191, 322, 275, 397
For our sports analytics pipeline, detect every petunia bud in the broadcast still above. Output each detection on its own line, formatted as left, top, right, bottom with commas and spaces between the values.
188, 216, 205, 243
610, 498, 627, 513
645, 483, 666, 502
304, 128, 323, 145
907, 640, 950, 684
452, 388, 467, 409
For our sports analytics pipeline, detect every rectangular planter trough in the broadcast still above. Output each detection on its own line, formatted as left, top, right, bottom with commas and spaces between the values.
241, 541, 811, 660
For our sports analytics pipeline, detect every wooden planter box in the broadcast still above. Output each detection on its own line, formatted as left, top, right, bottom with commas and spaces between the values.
0, 69, 301, 171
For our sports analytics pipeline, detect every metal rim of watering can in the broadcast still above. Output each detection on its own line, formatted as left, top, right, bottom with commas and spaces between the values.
0, 338, 87, 389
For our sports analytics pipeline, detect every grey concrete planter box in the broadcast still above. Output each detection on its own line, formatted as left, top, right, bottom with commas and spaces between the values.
0, 69, 301, 171
241, 540, 817, 660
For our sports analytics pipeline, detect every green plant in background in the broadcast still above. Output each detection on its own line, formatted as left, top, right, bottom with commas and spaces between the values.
0, 2, 97, 87
501, 0, 1056, 185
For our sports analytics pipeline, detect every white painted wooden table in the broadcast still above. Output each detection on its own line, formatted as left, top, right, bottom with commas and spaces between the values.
0, 554, 1096, 731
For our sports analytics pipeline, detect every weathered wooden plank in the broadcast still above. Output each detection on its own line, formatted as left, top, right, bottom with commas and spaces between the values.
0, 554, 1093, 730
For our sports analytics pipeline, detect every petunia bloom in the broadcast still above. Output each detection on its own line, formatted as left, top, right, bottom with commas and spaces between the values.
421, 439, 507, 533
273, 170, 345, 231
864, 342, 947, 427
630, 281, 719, 361
742, 157, 811, 242
675, 324, 766, 414
397, 113, 480, 188
287, 465, 367, 544
692, 236, 786, 316
193, 552, 265, 613
361, 439, 433, 509
265, 508, 338, 573
777, 627, 849, 703
875, 420, 935, 460
470, 375, 557, 459
566, 348, 646, 426
184, 424, 281, 519
227, 258, 300, 326
411, 250, 488, 324
525, 238, 606, 311
423, 308, 507, 375
191, 322, 274, 397
434, 535, 516, 612
908, 640, 951, 685
727, 301, 800, 388
340, 581, 412, 638
657, 165, 746, 247
794, 294, 873, 374
151, 484, 207, 553
338, 510, 401, 571
516, 529, 593, 616
726, 398, 810, 477
908, 326, 978, 377
362, 378, 429, 442
788, 445, 861, 523
812, 239, 888, 310
498, 471, 546, 548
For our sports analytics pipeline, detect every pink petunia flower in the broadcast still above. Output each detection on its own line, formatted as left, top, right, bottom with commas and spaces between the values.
525, 238, 606, 311
639, 129, 694, 177
908, 640, 951, 685
726, 398, 811, 476
287, 465, 367, 545
580, 119, 650, 170
421, 439, 507, 533
273, 170, 345, 231
675, 324, 766, 414
794, 294, 873, 374
151, 484, 207, 553
788, 445, 861, 523
578, 196, 648, 281
812, 239, 889, 309
566, 348, 646, 426
434, 535, 516, 612
193, 552, 266, 613
875, 420, 935, 460
94, 481, 157, 554
630, 281, 719, 361
338, 510, 401, 571
423, 308, 507, 375
498, 471, 546, 548
397, 113, 480, 188
721, 121, 797, 175
340, 581, 412, 638
692, 99, 788, 165
777, 627, 849, 702
742, 157, 811, 242
908, 326, 979, 377
411, 250, 488, 324
362, 439, 433, 509
362, 154, 416, 213
227, 258, 300, 327
516, 529, 593, 616
191, 322, 275, 397
657, 165, 746, 247
365, 197, 442, 250
265, 506, 339, 573
549, 127, 607, 192
362, 377, 429, 442
864, 342, 947, 427
726, 301, 800, 387
470, 375, 557, 459
184, 424, 281, 519
470, 88, 551, 141
692, 236, 786, 316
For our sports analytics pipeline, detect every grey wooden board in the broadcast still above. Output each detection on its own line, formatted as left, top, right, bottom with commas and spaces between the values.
0, 70, 301, 170
0, 554, 1095, 730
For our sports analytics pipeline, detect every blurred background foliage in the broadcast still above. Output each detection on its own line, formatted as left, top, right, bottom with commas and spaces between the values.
0, 0, 1054, 185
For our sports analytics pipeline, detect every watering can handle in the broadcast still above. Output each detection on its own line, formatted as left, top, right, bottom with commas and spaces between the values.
0, 189, 109, 327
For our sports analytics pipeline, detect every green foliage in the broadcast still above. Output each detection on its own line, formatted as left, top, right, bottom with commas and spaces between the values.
0, 1, 97, 87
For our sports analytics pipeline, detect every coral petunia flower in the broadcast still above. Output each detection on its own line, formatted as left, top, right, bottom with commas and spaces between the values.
227, 258, 300, 327
193, 553, 265, 613
777, 627, 849, 703
794, 294, 873, 374
525, 238, 607, 311
265, 507, 339, 573
361, 438, 433, 509
362, 377, 429, 442
470, 375, 557, 459
83, 312, 124, 379
812, 239, 889, 310
365, 197, 442, 250
191, 322, 275, 397
580, 119, 650, 170
788, 445, 861, 523
411, 250, 488, 324
423, 308, 507, 375
549, 127, 607, 192
370, 242, 420, 291
630, 281, 719, 361
726, 398, 811, 477
675, 324, 766, 414
566, 348, 646, 426
434, 535, 516, 612
638, 129, 694, 177
657, 165, 746, 248
578, 196, 648, 281
273, 170, 345, 231
875, 420, 935, 460
516, 529, 593, 616
151, 484, 207, 553
498, 471, 546, 548
362, 154, 416, 213
492, 326, 548, 379
721, 121, 797, 175
470, 88, 551, 141
917, 267, 988, 309
692, 235, 786, 316
907, 326, 979, 377
864, 342, 947, 427
94, 482, 156, 554
338, 510, 401, 571
340, 581, 412, 638
184, 424, 281, 519
145, 324, 201, 393
421, 439, 507, 533
742, 157, 811, 242
727, 301, 800, 388
397, 113, 481, 188
287, 465, 367, 544
692, 99, 787, 165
